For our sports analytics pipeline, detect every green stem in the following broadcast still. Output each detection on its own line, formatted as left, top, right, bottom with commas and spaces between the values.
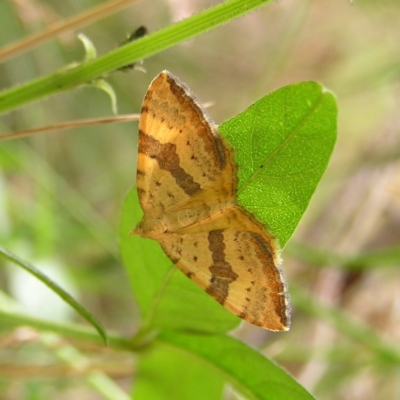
0, 245, 107, 345
0, 308, 132, 351
0, 0, 273, 115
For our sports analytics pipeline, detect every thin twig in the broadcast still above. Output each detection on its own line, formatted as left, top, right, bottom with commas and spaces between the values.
0, 114, 140, 141
0, 0, 141, 62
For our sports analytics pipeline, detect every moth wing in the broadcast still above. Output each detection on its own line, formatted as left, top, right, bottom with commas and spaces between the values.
136, 70, 236, 215
157, 207, 290, 331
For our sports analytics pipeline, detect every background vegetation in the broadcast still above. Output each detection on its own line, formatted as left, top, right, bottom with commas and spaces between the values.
0, 0, 399, 399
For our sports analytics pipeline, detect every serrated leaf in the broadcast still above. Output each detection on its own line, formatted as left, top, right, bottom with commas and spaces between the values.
220, 82, 337, 247
119, 187, 240, 333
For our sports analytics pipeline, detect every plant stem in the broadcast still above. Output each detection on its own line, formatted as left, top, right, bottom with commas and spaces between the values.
0, 0, 140, 62
0, 245, 107, 344
0, 0, 274, 115
0, 309, 133, 351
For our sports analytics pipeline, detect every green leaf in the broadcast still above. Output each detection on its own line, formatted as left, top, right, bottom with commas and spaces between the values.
119, 188, 240, 334
159, 332, 316, 400
0, 245, 107, 345
133, 341, 224, 400
119, 82, 337, 336
220, 82, 337, 247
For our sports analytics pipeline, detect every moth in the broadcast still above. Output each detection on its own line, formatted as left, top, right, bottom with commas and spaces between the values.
132, 71, 290, 331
